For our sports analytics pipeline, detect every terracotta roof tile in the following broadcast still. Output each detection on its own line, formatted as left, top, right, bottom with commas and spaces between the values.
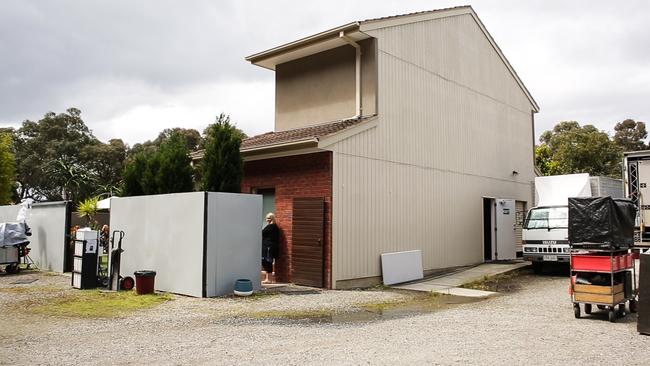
241, 116, 372, 150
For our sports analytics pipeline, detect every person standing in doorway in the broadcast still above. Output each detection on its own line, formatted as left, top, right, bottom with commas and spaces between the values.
262, 213, 279, 283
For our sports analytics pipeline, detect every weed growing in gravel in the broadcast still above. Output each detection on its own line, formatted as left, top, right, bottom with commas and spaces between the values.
242, 308, 334, 320
28, 290, 174, 318
361, 291, 445, 312
460, 269, 529, 292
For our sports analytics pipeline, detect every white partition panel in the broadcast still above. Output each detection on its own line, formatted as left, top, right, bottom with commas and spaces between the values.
0, 202, 69, 272
110, 193, 205, 297
30, 202, 69, 272
206, 193, 262, 297
381, 250, 424, 285
0, 205, 20, 223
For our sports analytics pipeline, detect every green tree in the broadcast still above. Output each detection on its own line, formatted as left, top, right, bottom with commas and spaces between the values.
155, 132, 194, 194
154, 128, 202, 152
122, 153, 149, 196
0, 133, 16, 204
201, 114, 244, 192
536, 121, 622, 178
613, 118, 647, 152
121, 132, 194, 196
535, 144, 561, 176
15, 108, 97, 201
82, 138, 127, 197
13, 108, 127, 202
47, 158, 97, 202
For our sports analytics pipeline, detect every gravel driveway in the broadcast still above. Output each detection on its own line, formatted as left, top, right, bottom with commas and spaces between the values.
1, 269, 649, 365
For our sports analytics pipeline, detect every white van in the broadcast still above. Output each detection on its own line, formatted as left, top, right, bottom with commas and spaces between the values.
522, 205, 569, 273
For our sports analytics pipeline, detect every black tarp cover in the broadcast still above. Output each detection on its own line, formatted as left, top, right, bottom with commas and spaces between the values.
568, 196, 636, 247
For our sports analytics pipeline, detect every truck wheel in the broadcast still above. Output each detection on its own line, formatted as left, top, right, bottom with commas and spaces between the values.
532, 262, 543, 274
573, 304, 581, 318
619, 303, 626, 317
584, 304, 592, 314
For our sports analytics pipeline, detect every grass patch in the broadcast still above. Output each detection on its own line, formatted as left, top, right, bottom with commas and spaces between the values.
29, 290, 173, 318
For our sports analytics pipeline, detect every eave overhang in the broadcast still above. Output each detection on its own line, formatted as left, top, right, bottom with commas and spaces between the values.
245, 22, 370, 70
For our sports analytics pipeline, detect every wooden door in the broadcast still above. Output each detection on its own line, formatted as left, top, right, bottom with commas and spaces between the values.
291, 197, 324, 287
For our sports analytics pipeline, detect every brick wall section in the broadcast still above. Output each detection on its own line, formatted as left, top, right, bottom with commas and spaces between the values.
242, 151, 333, 289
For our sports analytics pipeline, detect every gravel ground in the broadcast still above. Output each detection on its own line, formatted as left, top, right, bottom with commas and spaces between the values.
1, 269, 649, 365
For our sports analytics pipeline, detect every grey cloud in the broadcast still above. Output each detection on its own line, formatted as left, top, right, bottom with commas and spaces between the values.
0, 0, 649, 145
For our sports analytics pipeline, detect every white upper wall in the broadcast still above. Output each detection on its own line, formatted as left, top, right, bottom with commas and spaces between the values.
329, 12, 536, 184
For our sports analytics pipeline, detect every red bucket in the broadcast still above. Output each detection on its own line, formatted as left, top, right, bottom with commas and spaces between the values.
134, 270, 156, 295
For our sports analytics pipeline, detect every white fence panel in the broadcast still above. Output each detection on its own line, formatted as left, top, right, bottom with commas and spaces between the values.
110, 193, 205, 297
0, 202, 69, 272
206, 192, 261, 297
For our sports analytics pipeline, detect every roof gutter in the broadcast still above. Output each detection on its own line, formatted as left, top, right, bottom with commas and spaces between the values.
240, 138, 319, 154
339, 31, 362, 119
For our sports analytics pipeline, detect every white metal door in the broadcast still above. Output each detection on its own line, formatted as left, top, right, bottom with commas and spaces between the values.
495, 199, 516, 260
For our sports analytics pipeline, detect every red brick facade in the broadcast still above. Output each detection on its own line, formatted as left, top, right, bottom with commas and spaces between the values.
242, 152, 333, 288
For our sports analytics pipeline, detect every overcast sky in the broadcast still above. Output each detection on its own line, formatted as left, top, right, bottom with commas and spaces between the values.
1, 0, 649, 145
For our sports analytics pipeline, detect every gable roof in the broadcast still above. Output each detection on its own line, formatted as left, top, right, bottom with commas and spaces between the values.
241, 116, 372, 151
246, 5, 539, 112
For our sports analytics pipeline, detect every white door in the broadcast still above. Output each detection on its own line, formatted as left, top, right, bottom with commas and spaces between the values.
495, 199, 516, 260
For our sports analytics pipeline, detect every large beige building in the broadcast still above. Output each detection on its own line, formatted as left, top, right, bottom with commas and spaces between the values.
230, 6, 538, 288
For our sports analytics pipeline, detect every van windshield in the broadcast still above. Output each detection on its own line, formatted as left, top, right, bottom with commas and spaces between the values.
524, 207, 568, 229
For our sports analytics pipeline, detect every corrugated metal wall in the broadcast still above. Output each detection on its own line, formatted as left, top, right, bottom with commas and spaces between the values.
328, 14, 536, 285
589, 176, 624, 198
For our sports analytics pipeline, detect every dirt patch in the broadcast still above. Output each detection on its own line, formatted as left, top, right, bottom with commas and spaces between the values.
234, 290, 484, 324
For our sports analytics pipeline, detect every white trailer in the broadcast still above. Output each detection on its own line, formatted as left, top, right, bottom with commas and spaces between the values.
623, 150, 650, 247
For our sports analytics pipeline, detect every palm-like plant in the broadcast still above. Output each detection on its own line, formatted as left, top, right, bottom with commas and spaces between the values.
77, 196, 99, 229
48, 158, 97, 201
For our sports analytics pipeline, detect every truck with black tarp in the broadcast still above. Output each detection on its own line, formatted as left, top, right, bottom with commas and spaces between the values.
523, 174, 624, 273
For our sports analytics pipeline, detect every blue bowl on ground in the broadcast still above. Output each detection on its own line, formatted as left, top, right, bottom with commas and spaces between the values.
234, 279, 253, 296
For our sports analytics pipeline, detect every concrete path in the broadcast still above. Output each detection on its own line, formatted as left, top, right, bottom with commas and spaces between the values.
392, 261, 530, 298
